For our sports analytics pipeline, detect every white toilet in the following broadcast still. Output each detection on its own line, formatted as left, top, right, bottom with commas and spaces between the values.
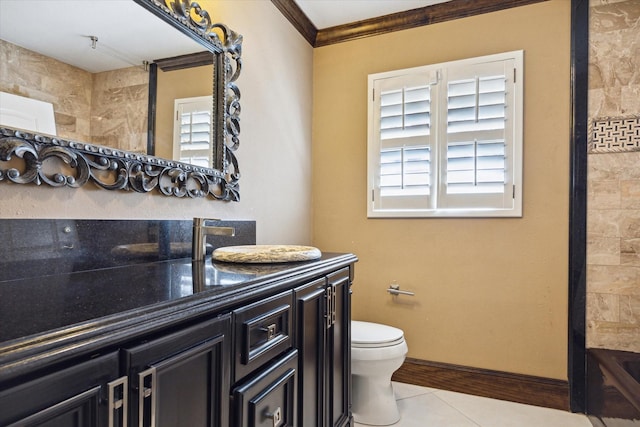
351, 320, 408, 426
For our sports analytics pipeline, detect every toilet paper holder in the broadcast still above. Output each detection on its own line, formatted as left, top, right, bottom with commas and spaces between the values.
387, 284, 415, 296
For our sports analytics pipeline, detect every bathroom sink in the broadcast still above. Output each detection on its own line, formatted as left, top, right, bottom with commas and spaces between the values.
211, 245, 321, 263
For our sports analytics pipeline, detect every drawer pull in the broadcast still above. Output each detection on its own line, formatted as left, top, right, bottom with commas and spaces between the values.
266, 406, 283, 427
261, 323, 277, 341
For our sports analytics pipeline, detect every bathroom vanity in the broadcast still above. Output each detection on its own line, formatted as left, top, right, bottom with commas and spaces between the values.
0, 220, 356, 427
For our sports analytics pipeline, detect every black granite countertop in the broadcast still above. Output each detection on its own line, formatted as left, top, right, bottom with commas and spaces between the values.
0, 253, 355, 345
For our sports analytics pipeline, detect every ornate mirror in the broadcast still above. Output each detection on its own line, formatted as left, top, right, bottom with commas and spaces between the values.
0, 0, 242, 201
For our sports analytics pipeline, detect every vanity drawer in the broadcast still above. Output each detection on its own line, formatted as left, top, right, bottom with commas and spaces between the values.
232, 350, 298, 427
233, 291, 293, 383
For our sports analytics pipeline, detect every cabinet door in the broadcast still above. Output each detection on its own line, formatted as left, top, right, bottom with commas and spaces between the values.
123, 314, 231, 427
0, 352, 120, 427
232, 350, 298, 427
293, 277, 327, 427
326, 268, 352, 427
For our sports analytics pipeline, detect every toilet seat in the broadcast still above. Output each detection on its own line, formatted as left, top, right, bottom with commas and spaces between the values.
352, 320, 405, 348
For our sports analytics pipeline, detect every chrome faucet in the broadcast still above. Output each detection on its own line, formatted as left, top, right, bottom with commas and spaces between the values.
192, 218, 235, 261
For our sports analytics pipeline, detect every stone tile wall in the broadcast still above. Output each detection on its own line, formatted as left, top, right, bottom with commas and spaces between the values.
0, 39, 92, 141
91, 67, 149, 154
0, 40, 148, 153
587, 0, 640, 352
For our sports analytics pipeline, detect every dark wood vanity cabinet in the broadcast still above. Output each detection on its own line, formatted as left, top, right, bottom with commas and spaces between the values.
0, 260, 355, 427
294, 267, 352, 427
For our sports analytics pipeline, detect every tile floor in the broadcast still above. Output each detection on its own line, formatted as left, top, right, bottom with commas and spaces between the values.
354, 382, 593, 427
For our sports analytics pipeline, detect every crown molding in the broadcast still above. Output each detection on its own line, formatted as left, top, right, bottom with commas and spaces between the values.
272, 0, 548, 48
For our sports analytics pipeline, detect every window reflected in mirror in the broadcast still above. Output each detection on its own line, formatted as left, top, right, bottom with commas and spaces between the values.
174, 96, 212, 167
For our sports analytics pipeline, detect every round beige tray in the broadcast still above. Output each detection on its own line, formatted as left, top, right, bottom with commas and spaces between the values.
212, 245, 321, 263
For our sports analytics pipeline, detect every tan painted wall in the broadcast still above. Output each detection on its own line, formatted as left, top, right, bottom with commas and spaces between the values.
312, 1, 571, 379
0, 0, 314, 246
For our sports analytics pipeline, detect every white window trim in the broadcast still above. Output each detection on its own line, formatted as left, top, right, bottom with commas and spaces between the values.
367, 51, 524, 218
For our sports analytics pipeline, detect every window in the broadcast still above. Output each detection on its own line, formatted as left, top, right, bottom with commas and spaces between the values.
367, 51, 523, 218
173, 96, 212, 167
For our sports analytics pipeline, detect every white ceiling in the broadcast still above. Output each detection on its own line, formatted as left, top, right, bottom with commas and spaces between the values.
0, 0, 452, 73
294, 0, 451, 29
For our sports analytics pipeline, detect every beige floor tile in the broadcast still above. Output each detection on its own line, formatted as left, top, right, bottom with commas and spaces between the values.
434, 389, 593, 427
354, 382, 594, 427
392, 381, 437, 400
355, 392, 479, 427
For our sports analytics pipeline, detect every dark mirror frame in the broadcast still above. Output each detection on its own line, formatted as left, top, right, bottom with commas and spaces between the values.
0, 0, 243, 201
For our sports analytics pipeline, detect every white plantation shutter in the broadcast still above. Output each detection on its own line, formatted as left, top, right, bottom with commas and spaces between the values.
368, 51, 523, 218
370, 73, 436, 212
439, 59, 517, 210
173, 96, 212, 168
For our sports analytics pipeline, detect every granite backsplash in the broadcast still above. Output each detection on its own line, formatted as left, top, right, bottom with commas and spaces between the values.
0, 219, 256, 282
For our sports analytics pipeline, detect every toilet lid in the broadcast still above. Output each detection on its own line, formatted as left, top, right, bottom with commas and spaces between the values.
351, 320, 405, 348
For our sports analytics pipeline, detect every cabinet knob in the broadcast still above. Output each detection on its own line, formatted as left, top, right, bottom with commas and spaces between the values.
266, 406, 283, 427
260, 323, 277, 341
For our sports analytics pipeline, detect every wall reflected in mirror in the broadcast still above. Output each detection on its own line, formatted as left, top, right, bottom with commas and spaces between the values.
1, 38, 214, 164
0, 39, 149, 153
0, 38, 217, 166
155, 64, 213, 164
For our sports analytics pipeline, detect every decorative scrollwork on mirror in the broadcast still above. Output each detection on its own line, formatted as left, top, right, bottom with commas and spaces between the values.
0, 0, 242, 201
0, 128, 239, 200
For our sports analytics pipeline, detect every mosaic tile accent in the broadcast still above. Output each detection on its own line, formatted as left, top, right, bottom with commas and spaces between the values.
589, 115, 640, 153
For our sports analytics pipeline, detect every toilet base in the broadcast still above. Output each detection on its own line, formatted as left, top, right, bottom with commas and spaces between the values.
352, 374, 400, 426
